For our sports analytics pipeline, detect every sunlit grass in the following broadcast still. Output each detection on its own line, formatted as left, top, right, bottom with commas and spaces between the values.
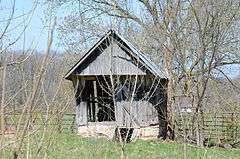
3, 132, 240, 159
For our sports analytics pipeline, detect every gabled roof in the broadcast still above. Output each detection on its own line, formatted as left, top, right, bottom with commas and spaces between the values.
64, 30, 168, 80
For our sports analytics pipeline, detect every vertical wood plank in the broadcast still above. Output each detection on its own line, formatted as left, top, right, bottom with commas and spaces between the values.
76, 102, 88, 126
93, 80, 98, 121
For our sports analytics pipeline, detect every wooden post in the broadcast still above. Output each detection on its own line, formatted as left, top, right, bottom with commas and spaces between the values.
93, 80, 98, 121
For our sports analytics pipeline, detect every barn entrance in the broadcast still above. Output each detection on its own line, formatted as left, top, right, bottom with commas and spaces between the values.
83, 76, 116, 122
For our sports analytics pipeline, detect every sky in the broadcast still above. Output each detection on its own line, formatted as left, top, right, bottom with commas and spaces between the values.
1, 0, 61, 52
1, 0, 239, 78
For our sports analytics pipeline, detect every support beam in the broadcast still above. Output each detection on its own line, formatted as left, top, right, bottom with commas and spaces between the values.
93, 80, 98, 121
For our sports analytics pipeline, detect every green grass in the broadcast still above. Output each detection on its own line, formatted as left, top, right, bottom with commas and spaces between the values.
5, 114, 75, 133
3, 113, 240, 159
4, 133, 239, 159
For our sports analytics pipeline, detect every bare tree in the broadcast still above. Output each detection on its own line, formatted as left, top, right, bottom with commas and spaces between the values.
50, 0, 240, 145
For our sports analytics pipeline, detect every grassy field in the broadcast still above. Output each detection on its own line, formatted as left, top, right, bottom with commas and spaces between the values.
4, 133, 240, 159
3, 113, 240, 159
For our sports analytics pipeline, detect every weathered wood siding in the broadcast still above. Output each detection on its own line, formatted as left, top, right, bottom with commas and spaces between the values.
77, 42, 147, 75
76, 102, 88, 126
116, 101, 158, 127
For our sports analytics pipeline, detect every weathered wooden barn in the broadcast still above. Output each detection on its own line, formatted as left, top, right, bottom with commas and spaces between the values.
65, 30, 168, 140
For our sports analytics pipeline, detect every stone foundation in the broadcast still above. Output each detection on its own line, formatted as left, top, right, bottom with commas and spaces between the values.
77, 125, 116, 139
77, 122, 159, 140
137, 126, 159, 140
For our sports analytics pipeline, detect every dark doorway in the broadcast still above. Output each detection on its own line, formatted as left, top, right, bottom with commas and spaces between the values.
84, 76, 115, 122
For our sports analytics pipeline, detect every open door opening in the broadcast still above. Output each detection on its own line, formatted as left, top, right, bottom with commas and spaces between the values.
84, 76, 115, 122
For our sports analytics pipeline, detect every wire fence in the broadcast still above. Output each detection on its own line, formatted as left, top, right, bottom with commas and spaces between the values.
176, 112, 240, 143
1, 113, 77, 135
2, 112, 240, 144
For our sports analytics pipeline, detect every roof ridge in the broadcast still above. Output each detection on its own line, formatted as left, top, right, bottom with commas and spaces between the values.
64, 30, 168, 80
